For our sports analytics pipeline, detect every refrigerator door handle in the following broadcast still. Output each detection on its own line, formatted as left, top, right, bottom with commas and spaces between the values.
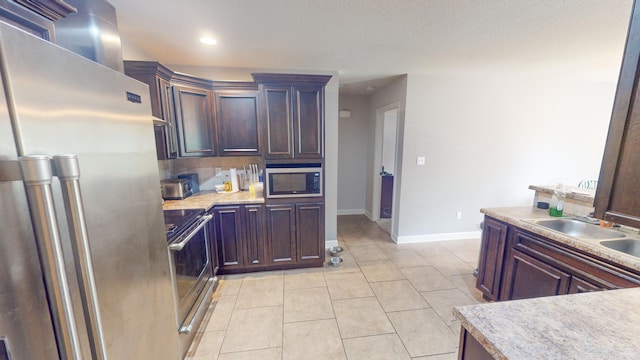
18, 155, 83, 360
53, 155, 107, 360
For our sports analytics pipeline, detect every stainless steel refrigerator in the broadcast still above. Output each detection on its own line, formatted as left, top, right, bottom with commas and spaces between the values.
0, 22, 180, 359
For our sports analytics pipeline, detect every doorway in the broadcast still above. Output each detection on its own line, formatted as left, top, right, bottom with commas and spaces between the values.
372, 103, 400, 235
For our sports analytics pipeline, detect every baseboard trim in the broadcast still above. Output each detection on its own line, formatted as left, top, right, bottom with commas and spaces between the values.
337, 209, 365, 215
396, 230, 482, 244
364, 210, 373, 221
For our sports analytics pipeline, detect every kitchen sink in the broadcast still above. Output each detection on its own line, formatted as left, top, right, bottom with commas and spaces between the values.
532, 218, 626, 240
600, 239, 640, 257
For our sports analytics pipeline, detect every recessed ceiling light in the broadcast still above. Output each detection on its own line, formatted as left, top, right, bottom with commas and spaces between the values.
200, 37, 217, 45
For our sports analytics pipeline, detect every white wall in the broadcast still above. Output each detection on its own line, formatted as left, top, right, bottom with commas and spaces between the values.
381, 109, 398, 174
396, 72, 617, 242
337, 95, 369, 214
366, 76, 408, 237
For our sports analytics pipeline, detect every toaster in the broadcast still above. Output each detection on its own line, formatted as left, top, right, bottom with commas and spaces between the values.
161, 178, 192, 200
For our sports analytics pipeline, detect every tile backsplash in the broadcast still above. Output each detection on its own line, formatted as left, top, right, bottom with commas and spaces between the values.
158, 156, 263, 191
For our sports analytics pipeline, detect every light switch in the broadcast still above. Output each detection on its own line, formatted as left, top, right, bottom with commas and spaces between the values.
417, 156, 426, 165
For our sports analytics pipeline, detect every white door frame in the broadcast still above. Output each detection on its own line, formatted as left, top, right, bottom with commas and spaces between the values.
372, 102, 400, 223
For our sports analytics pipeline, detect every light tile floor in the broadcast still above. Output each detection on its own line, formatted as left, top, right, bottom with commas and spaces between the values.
186, 215, 485, 360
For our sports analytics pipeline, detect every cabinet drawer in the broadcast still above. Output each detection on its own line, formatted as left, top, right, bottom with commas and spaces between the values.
510, 228, 640, 290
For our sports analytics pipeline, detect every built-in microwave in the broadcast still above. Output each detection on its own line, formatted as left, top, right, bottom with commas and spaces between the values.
265, 163, 322, 198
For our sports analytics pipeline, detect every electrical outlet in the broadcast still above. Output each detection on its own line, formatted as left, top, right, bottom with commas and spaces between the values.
417, 156, 426, 165
456, 211, 462, 220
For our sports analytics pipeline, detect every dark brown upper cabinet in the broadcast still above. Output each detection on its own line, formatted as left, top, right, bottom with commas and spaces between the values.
595, 3, 640, 228
172, 74, 216, 157
14, 0, 75, 20
253, 73, 331, 160
0, 0, 74, 40
124, 61, 178, 159
214, 89, 261, 156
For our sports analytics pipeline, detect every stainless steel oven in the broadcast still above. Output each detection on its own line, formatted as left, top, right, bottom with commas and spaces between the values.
265, 163, 323, 198
164, 209, 216, 358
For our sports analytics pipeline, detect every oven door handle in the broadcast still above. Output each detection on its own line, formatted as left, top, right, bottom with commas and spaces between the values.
168, 214, 212, 251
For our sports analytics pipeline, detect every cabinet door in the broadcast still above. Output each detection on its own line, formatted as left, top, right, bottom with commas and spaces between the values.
173, 84, 216, 157
158, 77, 178, 159
214, 206, 244, 269
503, 249, 570, 300
595, 3, 640, 228
243, 205, 266, 266
293, 85, 324, 158
266, 204, 296, 264
567, 276, 604, 294
208, 213, 219, 276
261, 85, 293, 159
476, 217, 508, 301
215, 90, 261, 156
296, 202, 324, 263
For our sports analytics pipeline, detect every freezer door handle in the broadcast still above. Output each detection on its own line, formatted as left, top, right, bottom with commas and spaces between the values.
53, 155, 107, 360
19, 155, 84, 360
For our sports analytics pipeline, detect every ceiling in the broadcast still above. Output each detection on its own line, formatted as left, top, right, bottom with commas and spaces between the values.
108, 0, 634, 94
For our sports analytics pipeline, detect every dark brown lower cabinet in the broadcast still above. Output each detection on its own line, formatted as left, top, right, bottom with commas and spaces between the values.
266, 202, 325, 266
475, 217, 508, 301
502, 248, 570, 300
214, 204, 265, 273
266, 204, 296, 265
477, 216, 640, 302
215, 202, 324, 274
208, 212, 219, 276
457, 329, 493, 360
296, 202, 324, 263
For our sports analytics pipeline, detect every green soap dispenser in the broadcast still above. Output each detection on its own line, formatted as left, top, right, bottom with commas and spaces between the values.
549, 183, 566, 217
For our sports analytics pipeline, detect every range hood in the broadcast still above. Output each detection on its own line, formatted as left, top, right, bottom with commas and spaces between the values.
54, 0, 124, 72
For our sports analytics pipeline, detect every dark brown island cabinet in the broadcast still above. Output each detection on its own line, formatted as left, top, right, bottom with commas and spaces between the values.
476, 216, 640, 302
253, 73, 331, 160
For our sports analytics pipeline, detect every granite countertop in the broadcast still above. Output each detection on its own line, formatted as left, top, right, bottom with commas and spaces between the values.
163, 190, 264, 212
480, 207, 640, 272
454, 287, 640, 359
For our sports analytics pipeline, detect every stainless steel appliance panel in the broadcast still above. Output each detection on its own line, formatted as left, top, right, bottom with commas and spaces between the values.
0, 59, 59, 360
0, 22, 179, 359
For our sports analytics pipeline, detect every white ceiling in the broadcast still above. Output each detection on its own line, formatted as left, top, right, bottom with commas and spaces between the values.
108, 0, 634, 94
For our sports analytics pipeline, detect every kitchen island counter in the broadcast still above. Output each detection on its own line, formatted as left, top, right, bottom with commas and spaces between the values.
481, 207, 640, 273
454, 287, 640, 359
163, 190, 264, 212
